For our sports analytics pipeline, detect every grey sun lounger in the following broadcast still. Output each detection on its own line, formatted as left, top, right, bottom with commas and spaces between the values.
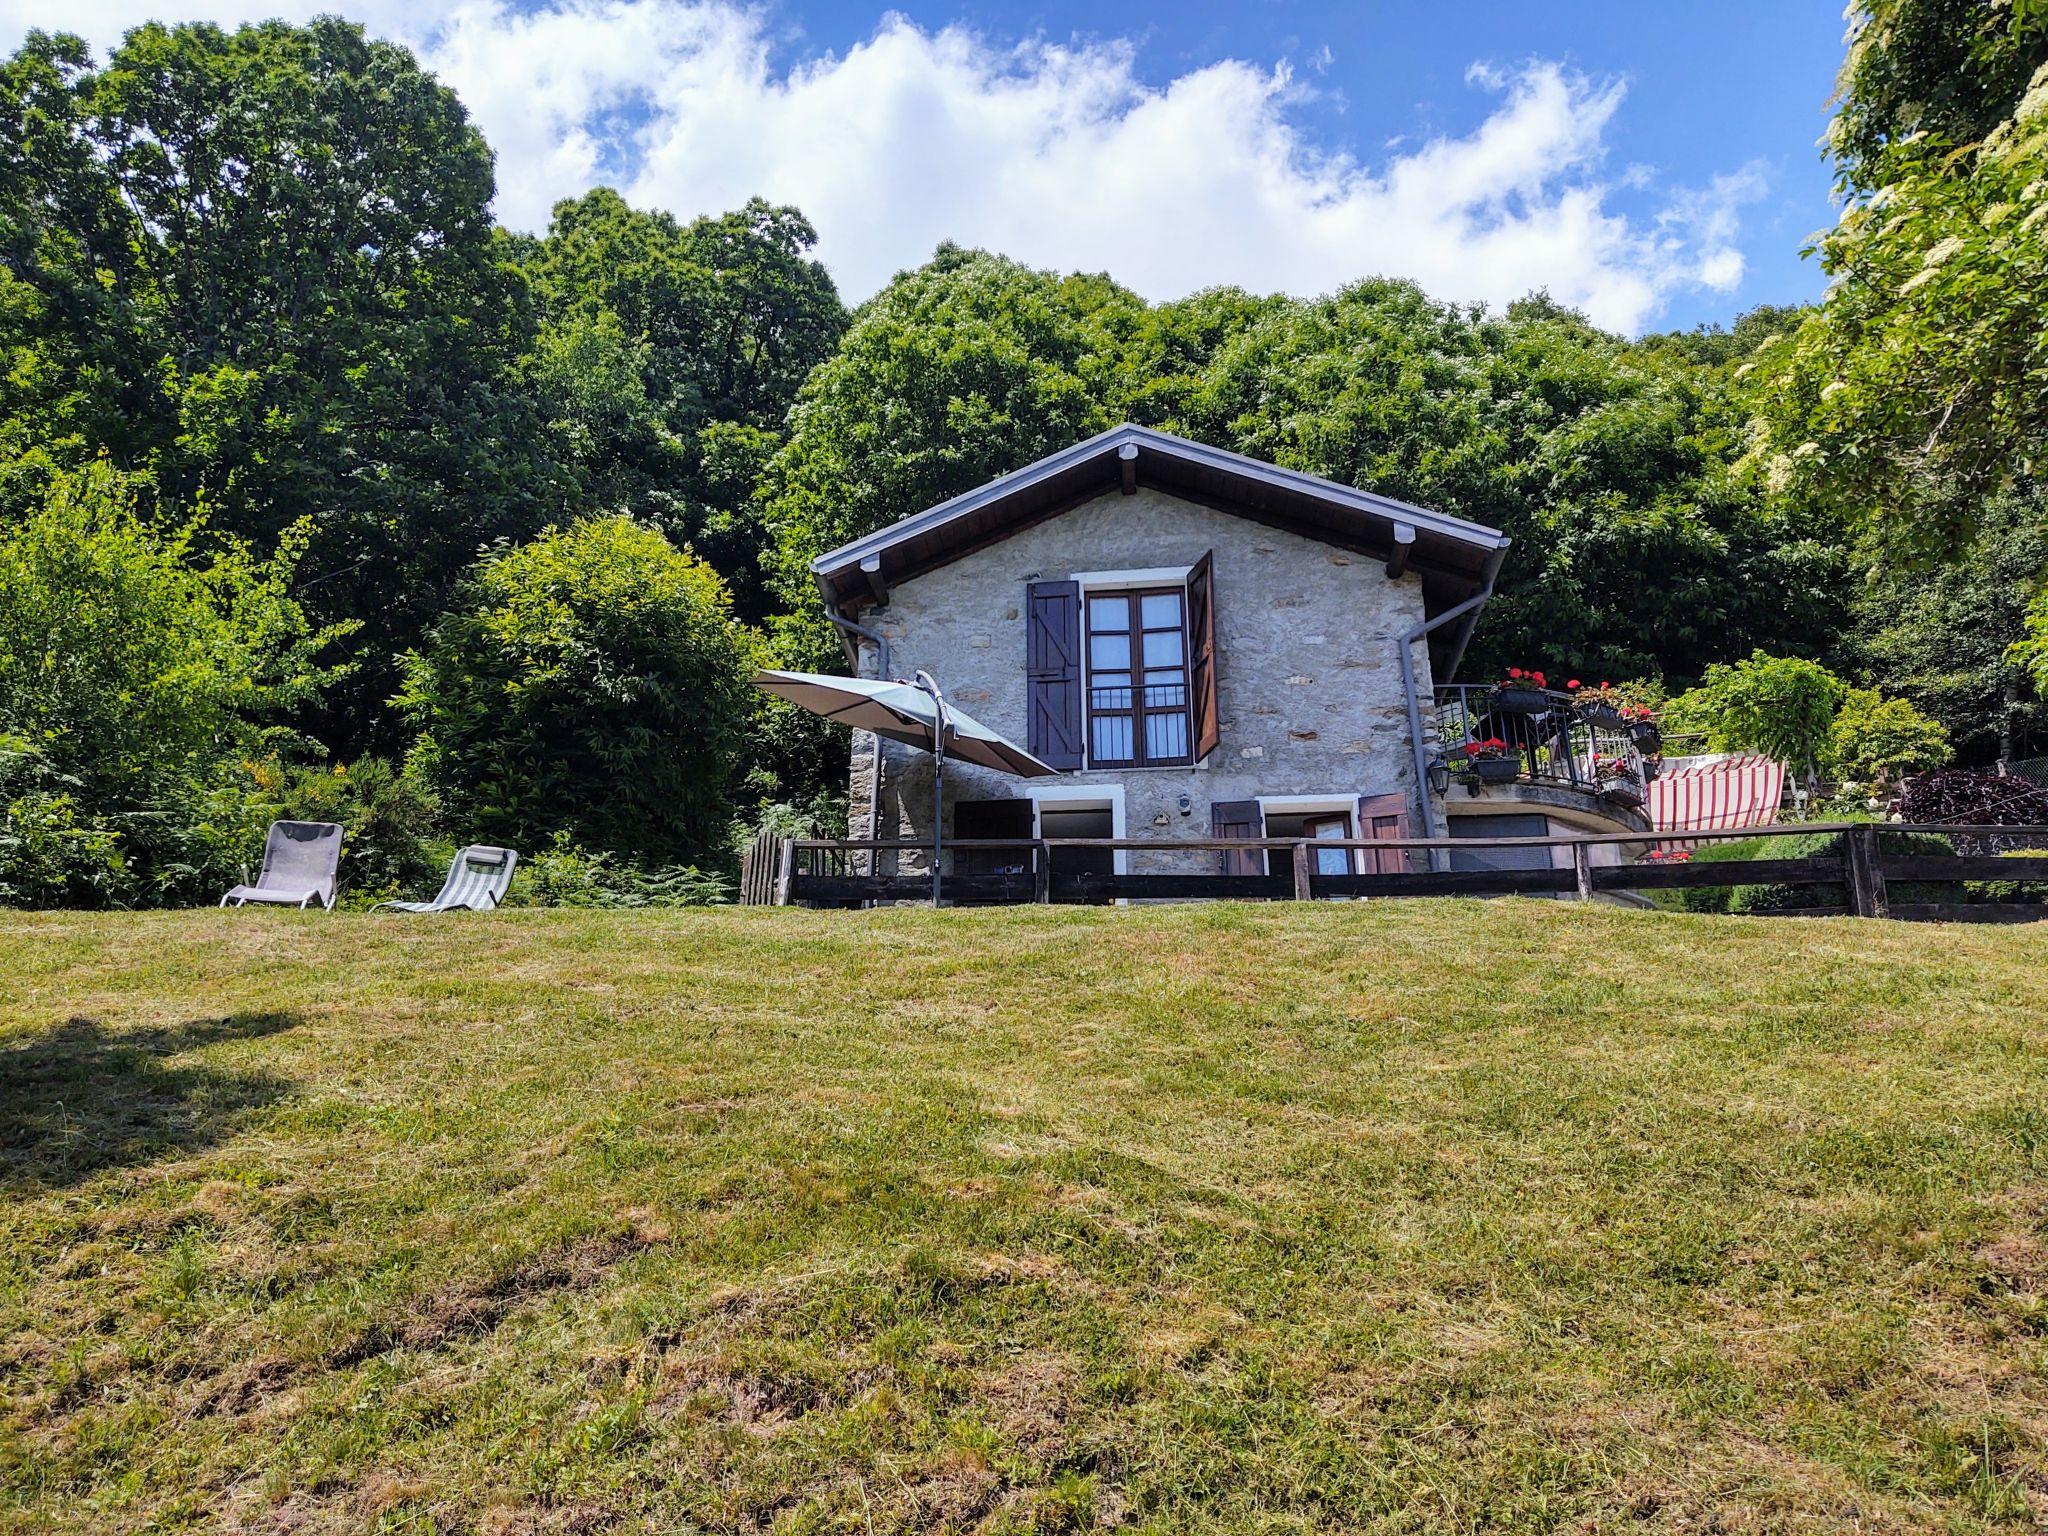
371, 845, 518, 914
219, 820, 343, 910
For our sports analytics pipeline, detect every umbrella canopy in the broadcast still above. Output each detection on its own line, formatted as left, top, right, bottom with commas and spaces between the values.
752, 670, 1059, 778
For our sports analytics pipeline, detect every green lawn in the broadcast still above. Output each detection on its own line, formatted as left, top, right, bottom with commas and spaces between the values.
2, 902, 2045, 1534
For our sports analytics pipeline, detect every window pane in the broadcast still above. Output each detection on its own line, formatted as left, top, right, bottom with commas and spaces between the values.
1145, 710, 1188, 761
1089, 633, 1131, 671
1088, 595, 1129, 632
1091, 714, 1132, 762
1140, 592, 1182, 628
1141, 629, 1183, 668
1144, 680, 1186, 709
1316, 845, 1350, 876
1090, 679, 1130, 706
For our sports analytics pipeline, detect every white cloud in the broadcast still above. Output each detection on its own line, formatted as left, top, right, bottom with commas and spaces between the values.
0, 0, 1764, 331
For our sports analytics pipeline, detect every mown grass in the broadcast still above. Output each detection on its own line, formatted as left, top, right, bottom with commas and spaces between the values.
1, 901, 2045, 1533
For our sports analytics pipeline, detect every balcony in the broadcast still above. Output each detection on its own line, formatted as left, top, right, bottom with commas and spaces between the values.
1430, 684, 1656, 821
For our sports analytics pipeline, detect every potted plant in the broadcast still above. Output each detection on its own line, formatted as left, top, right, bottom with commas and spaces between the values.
1567, 679, 1627, 730
1620, 701, 1661, 754
1461, 737, 1521, 785
1491, 667, 1551, 715
1594, 754, 1644, 808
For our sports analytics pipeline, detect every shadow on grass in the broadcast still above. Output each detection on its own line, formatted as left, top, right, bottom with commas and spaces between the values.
0, 1012, 297, 1190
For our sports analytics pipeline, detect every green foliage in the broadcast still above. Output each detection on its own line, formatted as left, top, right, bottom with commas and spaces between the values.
1750, 6, 2048, 557
0, 20, 567, 746
1671, 828, 1959, 914
1829, 0, 2048, 193
0, 460, 343, 798
1662, 652, 1850, 775
1829, 689, 1953, 783
762, 247, 1140, 622
0, 738, 125, 907
510, 831, 730, 908
251, 757, 441, 906
398, 516, 758, 867
1858, 495, 2046, 762
519, 189, 845, 620
762, 254, 1848, 701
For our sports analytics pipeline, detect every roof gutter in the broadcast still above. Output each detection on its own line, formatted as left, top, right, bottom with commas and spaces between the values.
1399, 575, 1499, 870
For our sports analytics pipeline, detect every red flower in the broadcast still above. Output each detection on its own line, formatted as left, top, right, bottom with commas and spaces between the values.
1508, 667, 1524, 680
1567, 678, 1581, 690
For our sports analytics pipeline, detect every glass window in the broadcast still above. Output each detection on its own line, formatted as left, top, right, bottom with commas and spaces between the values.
1088, 595, 1129, 632
1090, 633, 1131, 671
1085, 586, 1190, 767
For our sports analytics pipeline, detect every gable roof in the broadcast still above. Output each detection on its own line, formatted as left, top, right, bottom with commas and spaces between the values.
811, 423, 1509, 678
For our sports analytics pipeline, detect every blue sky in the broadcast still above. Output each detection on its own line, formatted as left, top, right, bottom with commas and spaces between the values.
7, 1, 1851, 332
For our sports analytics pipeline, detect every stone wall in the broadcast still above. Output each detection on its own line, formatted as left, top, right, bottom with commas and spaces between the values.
845, 487, 1443, 867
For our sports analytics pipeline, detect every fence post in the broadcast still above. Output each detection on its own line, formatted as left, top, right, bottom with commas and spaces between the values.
1846, 825, 1889, 919
1571, 840, 1595, 901
1292, 840, 1313, 900
1033, 840, 1052, 905
771, 837, 794, 907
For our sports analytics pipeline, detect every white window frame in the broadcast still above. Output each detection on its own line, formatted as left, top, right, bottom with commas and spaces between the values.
1025, 784, 1128, 876
1073, 566, 1196, 772
1255, 792, 1361, 876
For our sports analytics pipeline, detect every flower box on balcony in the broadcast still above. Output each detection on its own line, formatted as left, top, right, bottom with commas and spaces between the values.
1602, 780, 1645, 810
1491, 669, 1551, 716
1578, 701, 1627, 730
1628, 720, 1662, 754
1468, 756, 1522, 785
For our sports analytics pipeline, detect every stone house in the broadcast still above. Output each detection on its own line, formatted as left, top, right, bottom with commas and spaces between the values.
806, 424, 1643, 880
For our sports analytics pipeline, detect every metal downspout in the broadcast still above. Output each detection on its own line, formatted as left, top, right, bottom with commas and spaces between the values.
1399, 584, 1497, 872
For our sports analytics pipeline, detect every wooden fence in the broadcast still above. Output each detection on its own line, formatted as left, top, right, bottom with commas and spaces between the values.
737, 822, 2048, 922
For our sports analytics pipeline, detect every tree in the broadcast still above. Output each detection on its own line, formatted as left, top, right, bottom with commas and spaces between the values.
761, 246, 1144, 634
518, 190, 845, 619
397, 516, 758, 866
1856, 495, 2046, 763
1663, 652, 1850, 776
1829, 688, 1952, 783
0, 459, 341, 798
0, 20, 572, 750
1747, 3, 2048, 558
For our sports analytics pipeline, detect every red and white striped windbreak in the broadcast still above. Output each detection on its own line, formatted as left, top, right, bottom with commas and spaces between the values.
1647, 752, 1787, 845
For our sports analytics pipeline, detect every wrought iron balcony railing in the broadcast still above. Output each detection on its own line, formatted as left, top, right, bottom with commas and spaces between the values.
1430, 685, 1652, 807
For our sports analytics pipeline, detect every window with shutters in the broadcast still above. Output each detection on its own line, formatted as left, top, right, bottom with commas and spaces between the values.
1084, 587, 1191, 767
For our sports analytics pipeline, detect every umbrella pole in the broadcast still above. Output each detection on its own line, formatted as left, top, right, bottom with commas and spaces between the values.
916, 670, 947, 908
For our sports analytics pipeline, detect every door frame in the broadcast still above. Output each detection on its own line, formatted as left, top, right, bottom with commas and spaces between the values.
1255, 793, 1361, 875
1025, 785, 1128, 876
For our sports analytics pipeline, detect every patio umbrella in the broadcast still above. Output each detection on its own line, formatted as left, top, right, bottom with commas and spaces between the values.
751, 669, 1059, 904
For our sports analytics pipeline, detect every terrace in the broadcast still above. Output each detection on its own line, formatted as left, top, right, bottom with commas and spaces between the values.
1427, 681, 1657, 819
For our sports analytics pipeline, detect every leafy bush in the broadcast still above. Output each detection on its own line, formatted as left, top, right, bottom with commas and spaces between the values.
509, 832, 730, 909
1662, 652, 1847, 776
0, 741, 128, 908
248, 757, 442, 906
0, 460, 345, 799
1829, 689, 1950, 784
399, 516, 758, 868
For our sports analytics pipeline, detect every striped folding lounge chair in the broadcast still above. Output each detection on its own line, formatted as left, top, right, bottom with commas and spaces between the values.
219, 821, 344, 910
371, 845, 518, 914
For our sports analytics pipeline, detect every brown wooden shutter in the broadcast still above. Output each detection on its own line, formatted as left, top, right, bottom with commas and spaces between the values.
1356, 792, 1411, 876
1211, 797, 1264, 876
1187, 550, 1219, 761
1026, 580, 1083, 770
